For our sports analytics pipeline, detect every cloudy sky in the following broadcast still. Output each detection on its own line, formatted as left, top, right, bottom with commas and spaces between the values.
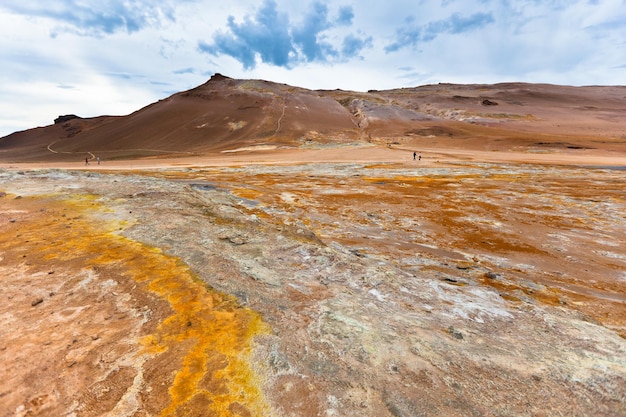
1, 0, 625, 137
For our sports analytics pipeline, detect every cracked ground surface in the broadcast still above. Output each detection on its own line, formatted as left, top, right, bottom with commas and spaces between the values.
1, 161, 625, 416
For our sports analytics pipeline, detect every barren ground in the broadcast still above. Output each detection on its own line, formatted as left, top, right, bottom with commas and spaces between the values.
1, 146, 625, 416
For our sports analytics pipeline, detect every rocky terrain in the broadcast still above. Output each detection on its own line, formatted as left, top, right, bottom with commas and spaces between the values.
0, 76, 625, 416
1, 158, 625, 417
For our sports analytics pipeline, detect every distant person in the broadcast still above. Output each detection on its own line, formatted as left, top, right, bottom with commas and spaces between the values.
97, 156, 100, 165
419, 153, 422, 161
413, 152, 416, 160
85, 157, 89, 165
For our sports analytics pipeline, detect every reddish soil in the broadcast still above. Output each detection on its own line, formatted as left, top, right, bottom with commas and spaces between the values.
0, 78, 625, 416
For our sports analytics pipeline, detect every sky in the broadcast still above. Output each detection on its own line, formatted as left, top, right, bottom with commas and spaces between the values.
1, 0, 625, 137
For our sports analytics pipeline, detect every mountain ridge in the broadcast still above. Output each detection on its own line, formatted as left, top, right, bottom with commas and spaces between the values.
2, 74, 625, 162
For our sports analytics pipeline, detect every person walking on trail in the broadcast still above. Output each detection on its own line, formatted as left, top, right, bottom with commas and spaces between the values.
85, 157, 89, 165
97, 156, 100, 165
413, 151, 416, 160
419, 153, 422, 161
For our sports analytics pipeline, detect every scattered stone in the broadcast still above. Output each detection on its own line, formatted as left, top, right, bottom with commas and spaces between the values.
218, 232, 247, 245
0, 191, 6, 198
448, 326, 464, 340
229, 236, 247, 245
350, 249, 366, 257
482, 99, 498, 106
31, 298, 44, 307
485, 271, 500, 279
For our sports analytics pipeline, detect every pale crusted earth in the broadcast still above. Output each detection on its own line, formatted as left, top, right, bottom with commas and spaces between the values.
1, 161, 626, 417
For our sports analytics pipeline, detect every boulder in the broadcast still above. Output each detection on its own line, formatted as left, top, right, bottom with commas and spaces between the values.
54, 114, 80, 124
481, 99, 498, 106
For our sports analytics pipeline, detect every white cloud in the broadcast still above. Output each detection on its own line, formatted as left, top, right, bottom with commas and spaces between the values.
0, 0, 625, 137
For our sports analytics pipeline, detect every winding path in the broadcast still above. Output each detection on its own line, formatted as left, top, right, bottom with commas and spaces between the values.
274, 95, 288, 136
47, 140, 194, 160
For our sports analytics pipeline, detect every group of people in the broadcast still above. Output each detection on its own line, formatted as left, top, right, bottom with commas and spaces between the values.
85, 156, 100, 165
413, 151, 421, 161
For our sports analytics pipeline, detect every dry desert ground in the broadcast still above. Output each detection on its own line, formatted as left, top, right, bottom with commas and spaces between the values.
1, 78, 626, 416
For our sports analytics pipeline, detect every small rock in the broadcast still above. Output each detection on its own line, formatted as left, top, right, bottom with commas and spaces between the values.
350, 249, 366, 257
229, 236, 247, 245
448, 325, 464, 340
31, 298, 44, 307
0, 191, 6, 198
54, 114, 80, 124
218, 233, 247, 245
485, 271, 500, 279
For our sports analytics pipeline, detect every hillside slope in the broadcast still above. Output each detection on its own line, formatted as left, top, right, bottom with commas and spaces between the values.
1, 75, 625, 162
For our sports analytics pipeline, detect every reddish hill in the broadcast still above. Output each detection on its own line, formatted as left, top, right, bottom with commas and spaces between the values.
1, 74, 625, 162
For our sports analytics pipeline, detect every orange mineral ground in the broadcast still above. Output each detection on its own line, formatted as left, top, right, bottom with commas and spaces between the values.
1, 156, 625, 416
0, 193, 269, 416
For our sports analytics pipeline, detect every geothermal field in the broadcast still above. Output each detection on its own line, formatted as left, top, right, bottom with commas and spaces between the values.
1, 76, 625, 416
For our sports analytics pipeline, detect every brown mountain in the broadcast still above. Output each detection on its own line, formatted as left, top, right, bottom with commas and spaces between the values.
1, 74, 625, 162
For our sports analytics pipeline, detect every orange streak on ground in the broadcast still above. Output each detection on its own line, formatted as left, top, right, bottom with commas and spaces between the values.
179, 166, 626, 338
0, 193, 271, 416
